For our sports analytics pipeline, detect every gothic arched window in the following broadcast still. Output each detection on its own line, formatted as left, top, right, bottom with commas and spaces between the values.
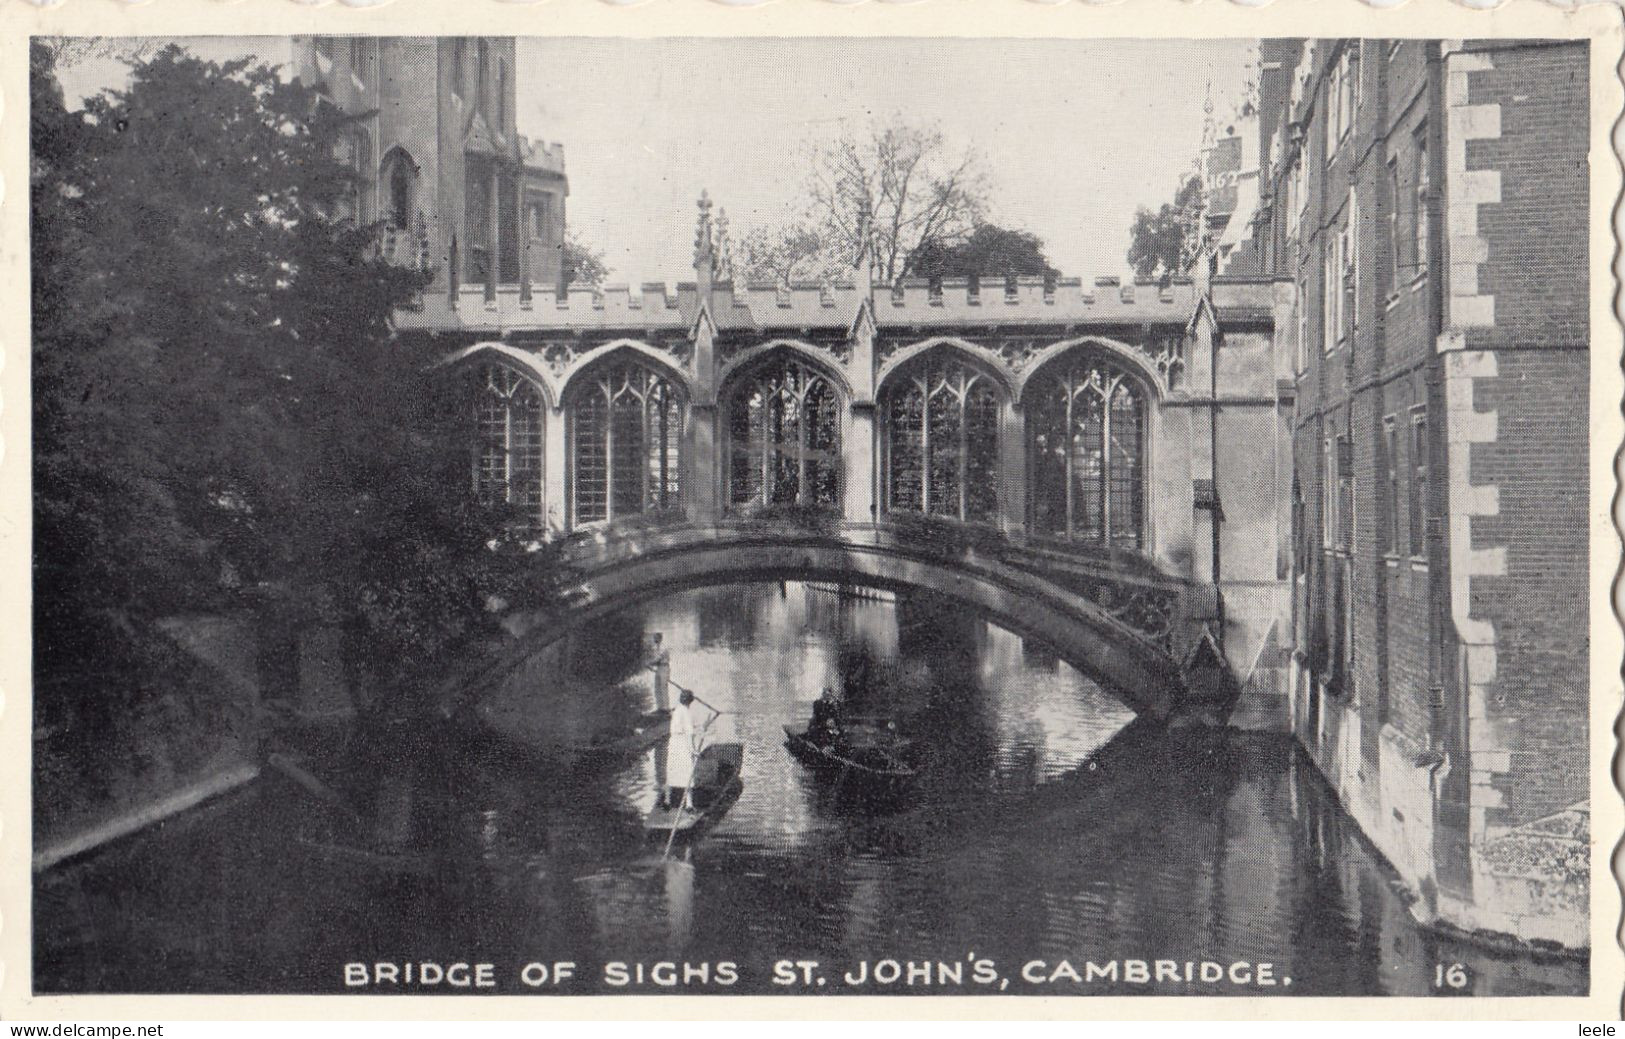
386, 152, 415, 231
883, 352, 1000, 523
570, 358, 684, 525
726, 355, 841, 508
471, 364, 546, 530
1027, 354, 1146, 548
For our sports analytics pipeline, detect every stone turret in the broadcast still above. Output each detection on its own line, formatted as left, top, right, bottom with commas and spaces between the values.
693, 190, 716, 297
714, 207, 734, 284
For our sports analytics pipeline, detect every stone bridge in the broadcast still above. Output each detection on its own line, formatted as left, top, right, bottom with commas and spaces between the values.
408, 195, 1296, 725
446, 518, 1221, 723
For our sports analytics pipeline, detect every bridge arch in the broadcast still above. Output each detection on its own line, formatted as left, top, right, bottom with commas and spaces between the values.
476, 527, 1190, 721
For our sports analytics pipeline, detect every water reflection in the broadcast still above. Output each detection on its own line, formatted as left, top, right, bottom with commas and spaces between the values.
34, 582, 1586, 997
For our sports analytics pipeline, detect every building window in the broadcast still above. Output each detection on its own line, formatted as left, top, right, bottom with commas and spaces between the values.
1325, 48, 1355, 160
497, 61, 508, 130
340, 129, 373, 223
498, 172, 519, 282
1342, 190, 1358, 340
1413, 127, 1430, 277
1322, 241, 1337, 353
1353, 42, 1364, 109
464, 157, 491, 282
1384, 417, 1400, 554
1324, 62, 1339, 159
530, 195, 553, 240
1385, 157, 1400, 296
726, 356, 841, 508
472, 364, 546, 530
1336, 437, 1354, 553
1292, 478, 1307, 575
384, 150, 416, 230
1321, 434, 1337, 548
1027, 354, 1147, 548
1409, 409, 1428, 556
570, 358, 684, 525
1295, 149, 1308, 221
1285, 157, 1301, 241
1295, 279, 1309, 374
477, 40, 490, 118
883, 352, 1000, 524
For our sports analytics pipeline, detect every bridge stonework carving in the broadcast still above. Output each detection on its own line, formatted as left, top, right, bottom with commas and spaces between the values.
403, 201, 1296, 722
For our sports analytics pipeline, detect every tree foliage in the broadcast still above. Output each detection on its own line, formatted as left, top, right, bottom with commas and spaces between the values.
561, 231, 609, 289
734, 220, 838, 287
735, 117, 994, 286
1126, 175, 1204, 284
812, 119, 990, 283
912, 223, 1057, 279
32, 43, 563, 728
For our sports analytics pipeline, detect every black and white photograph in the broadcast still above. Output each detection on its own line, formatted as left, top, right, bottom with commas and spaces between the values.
15, 16, 1617, 1013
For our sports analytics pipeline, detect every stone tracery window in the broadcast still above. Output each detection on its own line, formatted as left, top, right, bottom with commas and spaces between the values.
471, 364, 545, 530
1027, 354, 1146, 548
570, 357, 684, 525
382, 149, 418, 232
883, 352, 1000, 523
727, 355, 841, 508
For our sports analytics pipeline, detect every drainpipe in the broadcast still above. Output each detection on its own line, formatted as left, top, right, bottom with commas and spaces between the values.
1211, 325, 1225, 653
1424, 41, 1451, 758
1208, 256, 1226, 655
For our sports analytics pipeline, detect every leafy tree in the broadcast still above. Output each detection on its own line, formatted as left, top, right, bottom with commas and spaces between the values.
561, 231, 609, 289
912, 223, 1057, 279
810, 118, 990, 282
735, 117, 992, 286
32, 43, 563, 736
735, 220, 837, 287
1126, 174, 1204, 284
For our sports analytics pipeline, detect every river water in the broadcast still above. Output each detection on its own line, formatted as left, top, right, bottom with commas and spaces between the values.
34, 582, 1586, 997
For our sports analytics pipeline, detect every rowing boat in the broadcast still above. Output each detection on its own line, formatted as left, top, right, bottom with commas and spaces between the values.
782, 724, 918, 784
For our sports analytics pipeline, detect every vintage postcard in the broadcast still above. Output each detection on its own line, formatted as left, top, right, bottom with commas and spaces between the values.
1, 0, 1621, 1021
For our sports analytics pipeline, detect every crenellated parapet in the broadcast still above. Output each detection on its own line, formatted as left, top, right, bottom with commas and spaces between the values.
519, 136, 567, 178
397, 274, 1195, 397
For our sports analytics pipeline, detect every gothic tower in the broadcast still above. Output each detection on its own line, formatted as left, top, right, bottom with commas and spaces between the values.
290, 36, 569, 296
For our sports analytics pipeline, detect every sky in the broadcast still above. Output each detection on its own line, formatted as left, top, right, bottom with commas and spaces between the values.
57, 36, 1257, 286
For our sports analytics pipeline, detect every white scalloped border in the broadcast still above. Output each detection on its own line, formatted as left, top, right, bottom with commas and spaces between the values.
0, 0, 1620, 1021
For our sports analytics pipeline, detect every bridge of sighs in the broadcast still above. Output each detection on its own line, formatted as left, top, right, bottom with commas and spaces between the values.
398, 198, 1294, 721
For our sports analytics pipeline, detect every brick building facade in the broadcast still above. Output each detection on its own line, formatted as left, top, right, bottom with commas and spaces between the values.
1218, 38, 1590, 947
291, 36, 569, 294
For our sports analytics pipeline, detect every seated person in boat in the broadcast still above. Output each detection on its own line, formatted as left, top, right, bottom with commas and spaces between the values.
810, 687, 844, 746
664, 689, 718, 810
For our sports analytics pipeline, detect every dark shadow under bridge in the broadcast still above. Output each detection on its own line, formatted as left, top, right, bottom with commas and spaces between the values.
444, 518, 1231, 724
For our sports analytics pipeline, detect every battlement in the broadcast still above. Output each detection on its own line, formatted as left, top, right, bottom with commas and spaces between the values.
395, 282, 690, 333
520, 136, 567, 176
869, 274, 1193, 325
395, 273, 1199, 335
